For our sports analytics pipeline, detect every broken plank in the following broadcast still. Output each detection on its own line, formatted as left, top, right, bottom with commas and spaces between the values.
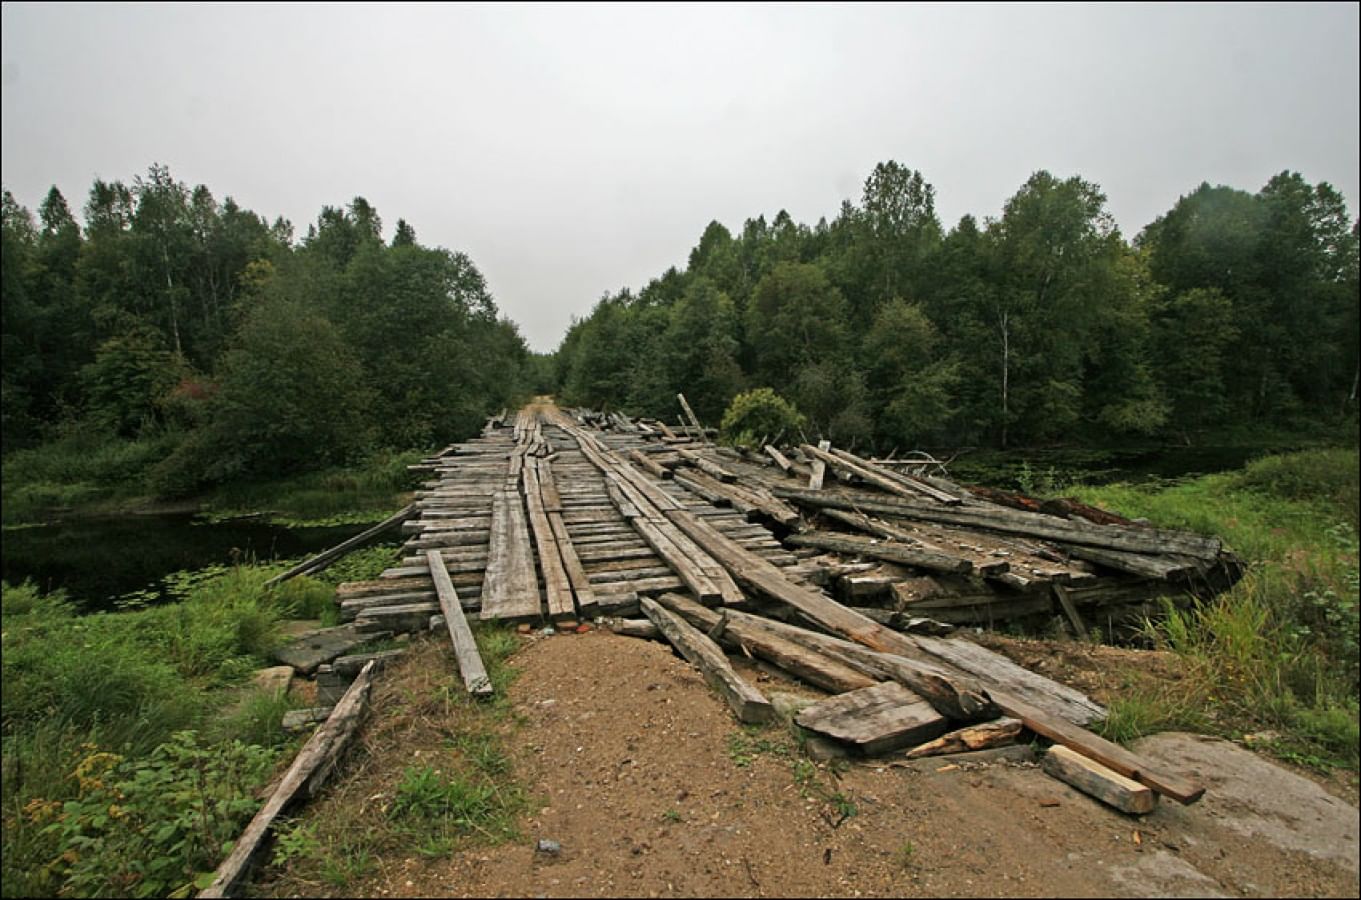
640, 598, 774, 724
808, 439, 830, 490
795, 681, 949, 756
785, 530, 973, 576
904, 718, 1022, 759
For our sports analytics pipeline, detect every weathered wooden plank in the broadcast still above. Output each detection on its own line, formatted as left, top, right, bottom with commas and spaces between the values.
266, 504, 417, 586
785, 531, 975, 576
773, 486, 1223, 559
1042, 745, 1158, 814
629, 448, 672, 479
808, 439, 830, 490
1052, 582, 1089, 637
523, 462, 576, 620
198, 661, 375, 898
480, 488, 542, 621
904, 718, 1022, 758
656, 593, 877, 694
723, 609, 996, 721
677, 393, 706, 441
795, 681, 949, 756
426, 551, 493, 695
641, 598, 774, 724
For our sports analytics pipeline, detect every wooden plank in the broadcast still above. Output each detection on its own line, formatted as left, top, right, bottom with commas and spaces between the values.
675, 446, 737, 482
997, 692, 1203, 804
265, 504, 417, 586
479, 489, 542, 621
1042, 745, 1158, 814
1052, 582, 1089, 638
723, 609, 996, 721
656, 593, 877, 694
549, 510, 598, 616
829, 447, 961, 504
523, 461, 577, 620
426, 551, 493, 695
795, 681, 949, 756
808, 439, 830, 490
610, 618, 660, 639
641, 598, 774, 724
198, 661, 375, 898
772, 486, 1223, 559
904, 718, 1022, 758
785, 531, 974, 576
629, 448, 672, 479
765, 444, 793, 472
271, 624, 377, 675
677, 393, 705, 441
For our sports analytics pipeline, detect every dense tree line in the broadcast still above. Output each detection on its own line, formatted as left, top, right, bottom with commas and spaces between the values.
1, 164, 530, 491
555, 162, 1359, 449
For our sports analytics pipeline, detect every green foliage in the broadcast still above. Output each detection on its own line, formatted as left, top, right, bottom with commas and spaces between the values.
36, 731, 276, 898
719, 388, 806, 448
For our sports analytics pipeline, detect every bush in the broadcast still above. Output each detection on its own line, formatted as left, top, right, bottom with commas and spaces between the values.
1233, 448, 1359, 528
719, 388, 806, 449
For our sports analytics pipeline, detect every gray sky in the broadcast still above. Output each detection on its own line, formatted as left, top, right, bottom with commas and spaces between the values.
3, 2, 1358, 351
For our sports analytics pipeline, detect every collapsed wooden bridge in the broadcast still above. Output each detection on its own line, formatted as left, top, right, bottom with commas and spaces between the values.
203, 397, 1242, 895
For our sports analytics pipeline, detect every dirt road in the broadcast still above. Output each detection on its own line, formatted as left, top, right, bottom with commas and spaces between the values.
269, 630, 1359, 898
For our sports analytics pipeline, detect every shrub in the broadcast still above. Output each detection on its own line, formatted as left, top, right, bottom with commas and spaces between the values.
719, 388, 806, 449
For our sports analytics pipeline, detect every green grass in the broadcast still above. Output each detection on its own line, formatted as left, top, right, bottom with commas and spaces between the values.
0, 567, 328, 897
1073, 448, 1359, 771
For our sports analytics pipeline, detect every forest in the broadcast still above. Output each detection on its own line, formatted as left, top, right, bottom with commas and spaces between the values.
556, 163, 1359, 452
1, 165, 532, 505
2, 161, 1358, 507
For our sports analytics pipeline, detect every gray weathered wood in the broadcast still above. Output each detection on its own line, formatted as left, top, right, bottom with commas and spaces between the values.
480, 488, 542, 621
198, 661, 376, 898
808, 439, 830, 490
426, 551, 493, 695
795, 681, 949, 756
641, 598, 774, 724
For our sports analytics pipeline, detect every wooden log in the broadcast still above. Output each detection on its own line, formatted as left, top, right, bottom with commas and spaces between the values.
785, 531, 974, 576
1061, 544, 1200, 580
426, 551, 493, 695
827, 446, 961, 504
1042, 745, 1158, 814
765, 444, 793, 472
198, 661, 375, 898
904, 718, 1022, 758
354, 603, 438, 634
265, 504, 416, 586
795, 681, 949, 756
332, 648, 406, 677
641, 598, 774, 724
656, 593, 877, 694
772, 486, 1222, 559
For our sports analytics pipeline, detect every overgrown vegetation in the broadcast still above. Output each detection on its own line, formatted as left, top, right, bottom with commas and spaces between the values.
0, 568, 339, 897
262, 628, 528, 894
1075, 449, 1360, 770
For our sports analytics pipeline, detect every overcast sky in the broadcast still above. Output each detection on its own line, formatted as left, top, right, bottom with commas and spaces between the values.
3, 2, 1358, 350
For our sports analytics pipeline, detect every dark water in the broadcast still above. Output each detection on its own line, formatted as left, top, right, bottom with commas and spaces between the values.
2, 515, 364, 612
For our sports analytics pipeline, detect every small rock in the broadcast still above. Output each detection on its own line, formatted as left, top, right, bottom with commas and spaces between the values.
517, 622, 533, 634
541, 626, 556, 636
575, 623, 592, 634
428, 614, 446, 632
536, 839, 561, 856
